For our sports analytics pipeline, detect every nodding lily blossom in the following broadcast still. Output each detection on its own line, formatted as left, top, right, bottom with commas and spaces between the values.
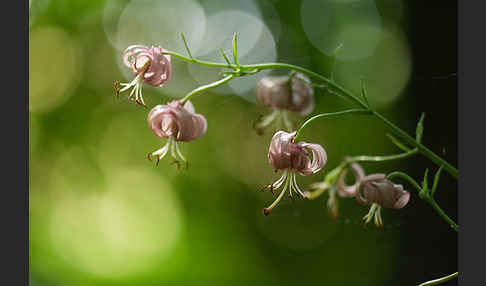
356, 174, 411, 227
261, 131, 327, 215
254, 72, 314, 135
307, 161, 366, 219
146, 99, 207, 168
114, 45, 172, 107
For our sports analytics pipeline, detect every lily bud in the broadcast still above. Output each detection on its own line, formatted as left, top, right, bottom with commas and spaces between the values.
356, 174, 410, 209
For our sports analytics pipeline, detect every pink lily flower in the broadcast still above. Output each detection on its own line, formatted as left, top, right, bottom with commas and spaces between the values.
147, 99, 207, 168
262, 131, 327, 215
114, 45, 172, 107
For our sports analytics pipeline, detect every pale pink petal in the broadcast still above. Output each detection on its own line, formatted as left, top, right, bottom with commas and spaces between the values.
337, 162, 365, 197
123, 45, 149, 69
297, 142, 327, 176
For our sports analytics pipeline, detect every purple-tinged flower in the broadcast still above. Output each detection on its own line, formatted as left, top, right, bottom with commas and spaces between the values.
262, 131, 327, 215
337, 162, 366, 198
253, 73, 314, 135
114, 45, 172, 107
356, 174, 411, 227
306, 161, 366, 219
146, 99, 207, 168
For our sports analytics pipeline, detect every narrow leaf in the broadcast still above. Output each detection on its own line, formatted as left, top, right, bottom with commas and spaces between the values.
416, 112, 425, 143
219, 48, 232, 66
386, 134, 411, 152
422, 169, 429, 191
431, 165, 444, 197
330, 43, 343, 81
232, 32, 239, 66
360, 78, 370, 107
180, 32, 193, 59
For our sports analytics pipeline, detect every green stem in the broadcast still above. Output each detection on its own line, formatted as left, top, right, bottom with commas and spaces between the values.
418, 272, 458, 286
181, 75, 235, 105
162, 50, 458, 178
371, 111, 458, 179
294, 109, 372, 141
344, 148, 419, 167
424, 196, 459, 231
387, 172, 423, 191
387, 172, 458, 231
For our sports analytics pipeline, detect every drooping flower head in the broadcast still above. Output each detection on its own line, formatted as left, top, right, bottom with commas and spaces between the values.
307, 160, 366, 219
262, 131, 327, 215
356, 174, 410, 227
254, 73, 314, 135
114, 45, 172, 107
147, 99, 207, 168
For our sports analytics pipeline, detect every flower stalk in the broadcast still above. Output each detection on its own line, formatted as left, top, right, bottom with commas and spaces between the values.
160, 48, 458, 179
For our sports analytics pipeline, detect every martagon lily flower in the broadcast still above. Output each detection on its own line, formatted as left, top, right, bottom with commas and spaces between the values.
146, 99, 207, 168
307, 160, 366, 219
356, 174, 411, 227
114, 45, 172, 107
254, 72, 314, 134
261, 131, 327, 215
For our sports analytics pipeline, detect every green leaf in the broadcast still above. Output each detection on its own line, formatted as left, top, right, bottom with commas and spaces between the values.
360, 78, 370, 108
422, 169, 429, 191
232, 32, 239, 66
431, 165, 444, 197
330, 43, 343, 81
219, 48, 232, 66
416, 112, 425, 143
180, 32, 193, 59
386, 134, 411, 152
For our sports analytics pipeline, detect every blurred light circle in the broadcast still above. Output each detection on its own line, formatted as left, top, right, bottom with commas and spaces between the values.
186, 9, 265, 93
110, 0, 206, 53
29, 27, 81, 113
192, 9, 264, 58
300, 0, 382, 60
334, 27, 412, 107
227, 24, 277, 99
187, 10, 277, 99
49, 167, 183, 278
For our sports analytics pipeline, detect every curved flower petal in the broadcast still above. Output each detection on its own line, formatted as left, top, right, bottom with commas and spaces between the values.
268, 131, 295, 171
289, 73, 314, 116
297, 142, 327, 176
356, 174, 410, 209
123, 45, 150, 68
257, 76, 292, 110
148, 100, 207, 142
392, 185, 410, 209
142, 46, 171, 86
337, 162, 365, 197
356, 174, 386, 205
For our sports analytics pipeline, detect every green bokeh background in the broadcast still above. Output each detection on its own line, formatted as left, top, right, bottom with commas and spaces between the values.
29, 0, 457, 285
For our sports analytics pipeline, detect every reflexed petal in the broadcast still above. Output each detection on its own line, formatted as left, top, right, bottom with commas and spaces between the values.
297, 142, 327, 176
123, 45, 149, 68
148, 100, 207, 142
337, 162, 365, 197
